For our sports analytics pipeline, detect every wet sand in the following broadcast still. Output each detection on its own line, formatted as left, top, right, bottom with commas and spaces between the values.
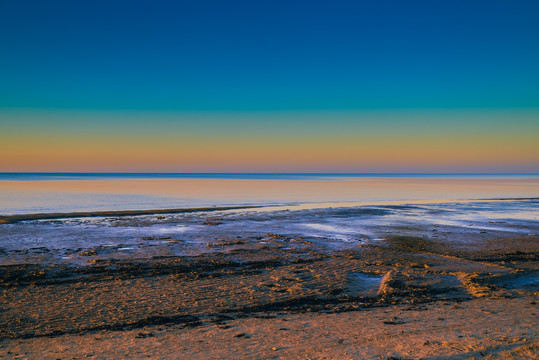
1, 201, 538, 359
0, 205, 259, 224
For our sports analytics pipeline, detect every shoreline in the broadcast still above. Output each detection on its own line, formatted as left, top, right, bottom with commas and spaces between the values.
0, 205, 261, 224
1, 196, 537, 224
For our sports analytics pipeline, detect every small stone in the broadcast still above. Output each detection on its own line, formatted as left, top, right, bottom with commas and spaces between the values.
135, 332, 154, 338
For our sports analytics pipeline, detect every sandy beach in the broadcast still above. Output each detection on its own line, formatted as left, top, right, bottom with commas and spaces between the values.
3, 0, 539, 357
0, 200, 537, 359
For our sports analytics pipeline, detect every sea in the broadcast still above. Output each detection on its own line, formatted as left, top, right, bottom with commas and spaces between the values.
0, 173, 538, 215
0, 173, 538, 265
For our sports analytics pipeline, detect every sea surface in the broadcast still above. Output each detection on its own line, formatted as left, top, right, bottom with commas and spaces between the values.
1, 173, 538, 215
0, 173, 538, 265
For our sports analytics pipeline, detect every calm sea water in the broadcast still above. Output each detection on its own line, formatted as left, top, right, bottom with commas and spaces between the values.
1, 173, 538, 181
1, 173, 538, 265
1, 173, 538, 215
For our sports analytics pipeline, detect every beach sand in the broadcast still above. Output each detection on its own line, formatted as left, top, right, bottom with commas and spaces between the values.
4, 297, 536, 359
0, 204, 537, 359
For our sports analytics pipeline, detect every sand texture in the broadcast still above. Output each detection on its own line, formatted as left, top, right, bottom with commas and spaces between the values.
0, 203, 537, 359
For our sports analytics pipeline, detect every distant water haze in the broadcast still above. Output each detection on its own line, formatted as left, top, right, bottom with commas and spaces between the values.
0, 174, 537, 215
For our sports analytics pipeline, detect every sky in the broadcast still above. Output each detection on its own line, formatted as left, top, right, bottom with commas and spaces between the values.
1, 0, 538, 172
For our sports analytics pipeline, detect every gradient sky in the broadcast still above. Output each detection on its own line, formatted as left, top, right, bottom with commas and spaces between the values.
1, 0, 538, 172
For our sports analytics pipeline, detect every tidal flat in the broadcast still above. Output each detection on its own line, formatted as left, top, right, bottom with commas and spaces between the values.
0, 200, 537, 359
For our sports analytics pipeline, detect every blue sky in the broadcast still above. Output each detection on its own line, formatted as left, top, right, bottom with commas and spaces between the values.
0, 0, 538, 172
1, 0, 538, 110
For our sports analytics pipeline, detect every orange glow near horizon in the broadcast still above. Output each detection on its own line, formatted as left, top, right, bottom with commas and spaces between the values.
2, 130, 538, 172
1, 109, 538, 172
